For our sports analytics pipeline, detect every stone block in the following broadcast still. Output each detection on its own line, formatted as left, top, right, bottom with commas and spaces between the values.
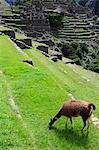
14, 39, 31, 49
2, 30, 15, 38
49, 56, 58, 62
38, 40, 55, 46
54, 52, 62, 60
37, 45, 48, 53
19, 38, 32, 47
23, 59, 33, 66
41, 51, 50, 57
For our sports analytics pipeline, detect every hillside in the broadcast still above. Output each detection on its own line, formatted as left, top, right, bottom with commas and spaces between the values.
78, 0, 99, 16
0, 0, 8, 5
0, 29, 99, 149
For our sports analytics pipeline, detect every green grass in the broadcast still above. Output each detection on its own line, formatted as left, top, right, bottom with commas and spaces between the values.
0, 35, 99, 149
0, 13, 20, 17
0, 26, 11, 31
32, 41, 47, 47
15, 33, 27, 39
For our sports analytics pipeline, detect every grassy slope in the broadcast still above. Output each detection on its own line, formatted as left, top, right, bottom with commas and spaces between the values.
0, 35, 99, 150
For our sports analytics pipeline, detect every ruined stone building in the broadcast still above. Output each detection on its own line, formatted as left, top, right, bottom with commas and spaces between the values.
22, 0, 50, 34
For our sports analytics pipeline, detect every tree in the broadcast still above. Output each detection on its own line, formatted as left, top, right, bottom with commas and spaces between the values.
49, 12, 64, 30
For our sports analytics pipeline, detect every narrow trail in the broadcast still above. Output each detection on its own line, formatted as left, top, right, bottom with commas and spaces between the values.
0, 70, 36, 149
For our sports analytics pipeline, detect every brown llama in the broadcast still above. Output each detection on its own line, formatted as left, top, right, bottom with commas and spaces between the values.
49, 100, 96, 134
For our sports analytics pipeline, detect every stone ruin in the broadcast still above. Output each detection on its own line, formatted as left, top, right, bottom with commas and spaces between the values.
20, 0, 85, 36
21, 0, 50, 36
0, 0, 89, 37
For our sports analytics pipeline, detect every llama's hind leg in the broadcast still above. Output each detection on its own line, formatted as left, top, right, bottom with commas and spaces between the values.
81, 118, 87, 133
86, 119, 90, 135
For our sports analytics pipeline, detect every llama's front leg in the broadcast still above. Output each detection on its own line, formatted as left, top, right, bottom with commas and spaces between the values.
70, 117, 74, 129
65, 117, 69, 128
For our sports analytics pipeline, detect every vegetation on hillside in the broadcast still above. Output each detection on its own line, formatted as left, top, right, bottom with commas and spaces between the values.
49, 12, 64, 30
58, 41, 99, 73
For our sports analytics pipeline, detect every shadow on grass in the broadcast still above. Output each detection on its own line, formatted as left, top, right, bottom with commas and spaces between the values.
50, 126, 89, 149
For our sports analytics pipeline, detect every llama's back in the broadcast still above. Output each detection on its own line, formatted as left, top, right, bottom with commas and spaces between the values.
61, 100, 89, 117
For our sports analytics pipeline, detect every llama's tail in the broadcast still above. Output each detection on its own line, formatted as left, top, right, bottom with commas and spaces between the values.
88, 103, 96, 110
88, 103, 96, 117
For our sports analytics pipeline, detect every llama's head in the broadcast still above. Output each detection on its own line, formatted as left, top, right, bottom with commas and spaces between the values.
49, 118, 55, 129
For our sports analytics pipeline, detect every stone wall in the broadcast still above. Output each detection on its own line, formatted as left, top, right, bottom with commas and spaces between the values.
22, 0, 50, 33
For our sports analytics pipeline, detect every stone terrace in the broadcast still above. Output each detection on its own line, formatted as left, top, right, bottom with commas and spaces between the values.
0, 4, 27, 31
58, 14, 99, 44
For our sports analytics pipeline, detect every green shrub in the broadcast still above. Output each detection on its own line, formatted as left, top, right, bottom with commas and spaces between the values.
49, 12, 64, 30
61, 42, 78, 59
60, 41, 99, 73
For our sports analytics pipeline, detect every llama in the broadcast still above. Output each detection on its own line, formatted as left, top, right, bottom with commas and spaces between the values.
49, 100, 96, 134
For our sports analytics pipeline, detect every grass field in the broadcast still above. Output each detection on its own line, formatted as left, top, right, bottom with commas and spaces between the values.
0, 35, 99, 149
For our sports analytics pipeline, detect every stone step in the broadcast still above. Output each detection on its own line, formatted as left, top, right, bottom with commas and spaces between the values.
63, 22, 89, 26
63, 24, 90, 28
59, 30, 88, 33
58, 35, 95, 40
